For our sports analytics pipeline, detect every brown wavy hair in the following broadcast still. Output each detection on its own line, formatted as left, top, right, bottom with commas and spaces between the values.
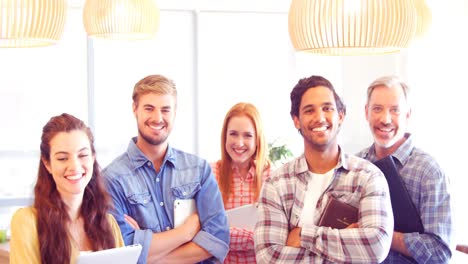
217, 102, 270, 204
34, 113, 116, 264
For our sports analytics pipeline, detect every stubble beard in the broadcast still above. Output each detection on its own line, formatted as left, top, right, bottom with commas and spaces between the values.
139, 128, 169, 146
303, 124, 341, 151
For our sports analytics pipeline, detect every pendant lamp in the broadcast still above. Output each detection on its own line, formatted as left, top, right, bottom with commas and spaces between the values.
0, 0, 68, 48
83, 0, 159, 40
288, 0, 418, 55
414, 0, 432, 38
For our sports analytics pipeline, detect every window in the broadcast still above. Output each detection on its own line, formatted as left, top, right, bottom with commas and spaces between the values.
91, 10, 196, 167
0, 8, 87, 198
1, 0, 466, 245
406, 0, 468, 242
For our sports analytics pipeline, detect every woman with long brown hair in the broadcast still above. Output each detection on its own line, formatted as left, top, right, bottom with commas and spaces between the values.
211, 102, 271, 263
9, 113, 124, 264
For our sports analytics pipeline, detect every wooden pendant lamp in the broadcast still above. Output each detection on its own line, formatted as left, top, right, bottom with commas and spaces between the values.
83, 0, 159, 40
288, 0, 419, 55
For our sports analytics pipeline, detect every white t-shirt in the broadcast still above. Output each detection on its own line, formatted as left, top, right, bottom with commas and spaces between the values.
299, 169, 334, 227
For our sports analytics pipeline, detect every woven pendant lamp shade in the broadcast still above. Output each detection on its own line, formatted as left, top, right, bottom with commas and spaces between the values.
414, 0, 432, 38
288, 0, 418, 55
83, 0, 159, 40
0, 0, 68, 48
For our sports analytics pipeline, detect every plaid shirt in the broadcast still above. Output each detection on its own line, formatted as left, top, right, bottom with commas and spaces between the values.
357, 133, 453, 263
254, 151, 394, 263
211, 162, 270, 264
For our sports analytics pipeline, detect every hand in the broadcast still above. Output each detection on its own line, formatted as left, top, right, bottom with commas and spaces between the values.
180, 213, 201, 240
346, 222, 359, 229
124, 214, 141, 230
286, 227, 301, 248
456, 244, 468, 254
391, 231, 411, 257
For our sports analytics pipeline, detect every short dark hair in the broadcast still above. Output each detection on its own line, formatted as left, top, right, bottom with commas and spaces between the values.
290, 75, 346, 118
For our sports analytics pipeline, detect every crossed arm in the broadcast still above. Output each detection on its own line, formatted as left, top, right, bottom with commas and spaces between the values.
254, 175, 393, 263
125, 214, 211, 264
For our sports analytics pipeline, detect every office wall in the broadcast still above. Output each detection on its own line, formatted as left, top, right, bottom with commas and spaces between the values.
0, 0, 467, 243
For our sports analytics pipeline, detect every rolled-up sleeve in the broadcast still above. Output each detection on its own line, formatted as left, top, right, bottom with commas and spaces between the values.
104, 175, 153, 264
193, 162, 230, 262
404, 166, 453, 263
254, 179, 307, 263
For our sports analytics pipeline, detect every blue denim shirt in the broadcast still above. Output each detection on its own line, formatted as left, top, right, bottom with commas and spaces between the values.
102, 138, 229, 264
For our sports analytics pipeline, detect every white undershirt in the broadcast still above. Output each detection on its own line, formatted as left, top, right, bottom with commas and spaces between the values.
299, 169, 334, 227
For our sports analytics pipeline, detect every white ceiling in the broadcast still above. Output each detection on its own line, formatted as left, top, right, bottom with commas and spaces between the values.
70, 0, 290, 13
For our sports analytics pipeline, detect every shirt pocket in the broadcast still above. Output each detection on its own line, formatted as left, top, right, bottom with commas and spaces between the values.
327, 190, 360, 208
127, 192, 160, 231
171, 182, 201, 199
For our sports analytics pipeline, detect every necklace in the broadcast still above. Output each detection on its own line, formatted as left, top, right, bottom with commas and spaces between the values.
69, 217, 92, 251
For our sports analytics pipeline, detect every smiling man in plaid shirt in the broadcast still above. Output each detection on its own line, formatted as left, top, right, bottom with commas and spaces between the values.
254, 75, 394, 263
357, 76, 453, 263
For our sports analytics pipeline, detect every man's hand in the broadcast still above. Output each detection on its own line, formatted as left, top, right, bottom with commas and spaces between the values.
456, 244, 468, 254
391, 231, 411, 257
286, 227, 302, 248
346, 223, 359, 229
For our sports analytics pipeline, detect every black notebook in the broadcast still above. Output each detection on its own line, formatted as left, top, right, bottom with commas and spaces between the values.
374, 156, 424, 233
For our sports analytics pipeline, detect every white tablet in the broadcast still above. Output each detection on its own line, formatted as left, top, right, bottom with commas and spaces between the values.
77, 244, 142, 264
174, 199, 197, 228
226, 204, 258, 230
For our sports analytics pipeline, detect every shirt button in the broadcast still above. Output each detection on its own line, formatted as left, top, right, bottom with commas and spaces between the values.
147, 162, 151, 167
183, 191, 187, 196
156, 178, 160, 182
166, 226, 171, 231
160, 202, 164, 207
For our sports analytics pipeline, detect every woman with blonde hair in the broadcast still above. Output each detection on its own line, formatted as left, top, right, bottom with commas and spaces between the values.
211, 102, 271, 263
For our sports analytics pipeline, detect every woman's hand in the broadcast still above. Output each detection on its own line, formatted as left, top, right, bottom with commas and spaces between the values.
124, 214, 140, 230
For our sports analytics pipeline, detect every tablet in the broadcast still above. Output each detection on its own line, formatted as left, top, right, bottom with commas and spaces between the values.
226, 204, 257, 230
174, 199, 197, 228
77, 244, 142, 264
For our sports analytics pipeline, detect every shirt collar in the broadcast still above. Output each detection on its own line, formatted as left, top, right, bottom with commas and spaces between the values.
363, 133, 414, 165
390, 133, 414, 165
296, 146, 348, 181
336, 146, 349, 171
127, 137, 176, 170
232, 164, 255, 182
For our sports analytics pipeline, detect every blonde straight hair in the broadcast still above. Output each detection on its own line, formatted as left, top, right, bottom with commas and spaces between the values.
132, 74, 177, 107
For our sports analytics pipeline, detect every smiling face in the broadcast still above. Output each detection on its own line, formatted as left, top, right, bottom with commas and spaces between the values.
42, 130, 94, 199
366, 84, 411, 153
133, 92, 176, 148
293, 86, 344, 152
225, 115, 257, 168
